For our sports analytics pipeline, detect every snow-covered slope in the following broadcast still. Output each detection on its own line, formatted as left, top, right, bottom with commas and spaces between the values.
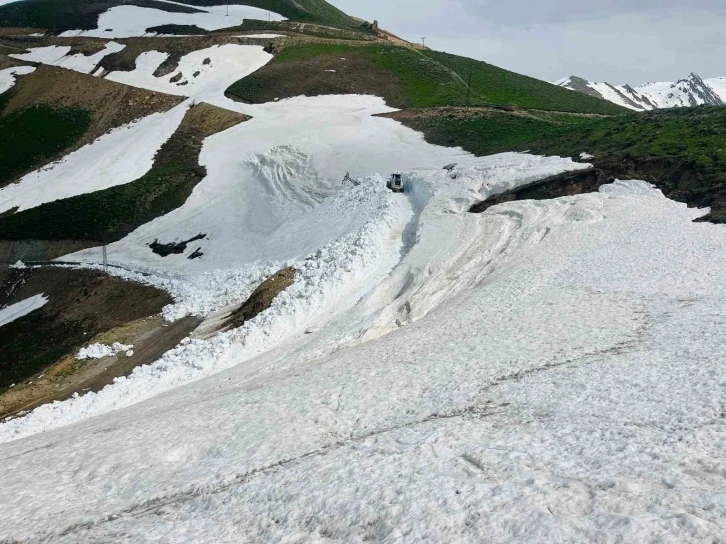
1, 41, 726, 543
555, 73, 726, 111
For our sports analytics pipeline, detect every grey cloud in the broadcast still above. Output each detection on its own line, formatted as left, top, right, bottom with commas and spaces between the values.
331, 0, 726, 83
457, 0, 726, 25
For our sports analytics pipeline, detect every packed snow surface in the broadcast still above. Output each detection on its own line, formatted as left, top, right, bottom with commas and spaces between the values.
0, 65, 35, 94
9, 42, 125, 74
60, 3, 284, 38
2, 177, 726, 542
76, 343, 134, 360
0, 294, 47, 328
0, 102, 188, 214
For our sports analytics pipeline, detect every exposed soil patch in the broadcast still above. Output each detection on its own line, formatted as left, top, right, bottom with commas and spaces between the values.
470, 168, 614, 213
0, 266, 171, 393
3, 65, 182, 138
224, 267, 296, 330
0, 52, 24, 70
0, 34, 110, 57
0, 314, 200, 419
146, 24, 209, 36
149, 233, 206, 257
0, 240, 97, 263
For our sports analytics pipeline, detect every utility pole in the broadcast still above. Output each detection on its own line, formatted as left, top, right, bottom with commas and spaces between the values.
421, 37, 426, 49
102, 243, 108, 274
226, 0, 229, 17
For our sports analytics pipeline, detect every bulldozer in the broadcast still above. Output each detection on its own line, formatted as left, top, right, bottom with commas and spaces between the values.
386, 172, 404, 193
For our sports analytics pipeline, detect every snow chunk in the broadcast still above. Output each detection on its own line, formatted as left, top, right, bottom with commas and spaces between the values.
579, 152, 594, 160
0, 294, 48, 328
76, 342, 133, 360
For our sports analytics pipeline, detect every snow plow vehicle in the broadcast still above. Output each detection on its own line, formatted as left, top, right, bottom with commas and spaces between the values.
386, 172, 405, 193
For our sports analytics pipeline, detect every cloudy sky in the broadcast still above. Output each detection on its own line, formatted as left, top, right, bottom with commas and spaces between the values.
331, 0, 725, 84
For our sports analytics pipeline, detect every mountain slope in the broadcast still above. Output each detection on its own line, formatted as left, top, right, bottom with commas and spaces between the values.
227, 43, 628, 114
556, 73, 726, 111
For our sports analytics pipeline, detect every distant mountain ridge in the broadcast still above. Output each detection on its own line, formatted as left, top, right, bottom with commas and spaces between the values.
554, 73, 726, 111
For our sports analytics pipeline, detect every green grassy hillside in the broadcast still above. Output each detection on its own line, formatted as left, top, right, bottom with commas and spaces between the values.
0, 0, 359, 31
227, 43, 627, 115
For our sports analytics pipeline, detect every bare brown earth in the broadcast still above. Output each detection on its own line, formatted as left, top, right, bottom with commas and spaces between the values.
0, 240, 97, 262
225, 267, 296, 330
0, 33, 111, 56
159, 101, 249, 161
2, 65, 183, 142
0, 315, 201, 419
0, 266, 172, 398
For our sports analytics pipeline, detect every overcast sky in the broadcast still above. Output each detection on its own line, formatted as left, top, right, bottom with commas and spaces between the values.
331, 0, 725, 84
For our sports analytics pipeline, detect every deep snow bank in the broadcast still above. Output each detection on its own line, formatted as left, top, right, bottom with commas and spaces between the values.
1, 180, 725, 543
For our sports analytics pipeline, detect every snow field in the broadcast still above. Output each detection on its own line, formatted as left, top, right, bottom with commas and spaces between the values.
0, 102, 189, 214
0, 294, 47, 328
0, 38, 722, 539
59, 3, 285, 38
1, 180, 724, 542
0, 65, 35, 95
9, 42, 125, 74
106, 44, 272, 103
0, 178, 413, 442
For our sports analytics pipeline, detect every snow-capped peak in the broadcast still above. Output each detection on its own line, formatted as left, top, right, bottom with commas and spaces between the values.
554, 72, 726, 111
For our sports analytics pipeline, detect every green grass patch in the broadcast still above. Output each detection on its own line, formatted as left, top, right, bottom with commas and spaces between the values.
0, 102, 91, 188
393, 109, 598, 157
421, 50, 626, 115
227, 43, 628, 114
